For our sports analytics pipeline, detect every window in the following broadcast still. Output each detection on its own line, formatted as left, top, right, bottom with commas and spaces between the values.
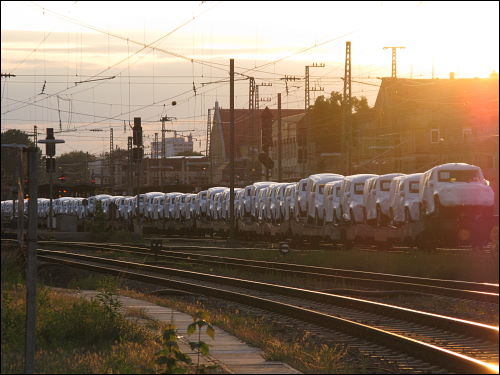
463, 128, 472, 143
438, 169, 480, 183
354, 183, 364, 194
409, 181, 419, 193
431, 128, 440, 143
380, 180, 391, 191
319, 184, 325, 194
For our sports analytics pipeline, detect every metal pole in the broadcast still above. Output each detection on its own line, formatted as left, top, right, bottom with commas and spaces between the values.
17, 149, 25, 248
25, 147, 38, 374
49, 169, 53, 229
278, 93, 282, 182
229, 59, 235, 239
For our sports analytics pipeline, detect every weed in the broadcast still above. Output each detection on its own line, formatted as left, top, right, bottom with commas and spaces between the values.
155, 324, 193, 374
187, 311, 216, 373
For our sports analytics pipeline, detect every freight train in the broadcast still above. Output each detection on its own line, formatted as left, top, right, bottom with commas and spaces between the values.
2, 163, 497, 250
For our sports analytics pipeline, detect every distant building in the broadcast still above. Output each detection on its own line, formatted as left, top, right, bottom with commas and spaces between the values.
89, 153, 209, 195
269, 113, 306, 181
355, 75, 499, 210
209, 101, 304, 185
150, 133, 193, 157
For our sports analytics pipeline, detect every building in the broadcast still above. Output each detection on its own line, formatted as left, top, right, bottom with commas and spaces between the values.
89, 154, 210, 195
150, 133, 194, 158
209, 101, 304, 185
269, 113, 305, 181
355, 75, 499, 208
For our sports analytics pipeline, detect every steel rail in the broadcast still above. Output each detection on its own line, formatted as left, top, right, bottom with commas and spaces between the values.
36, 239, 499, 304
37, 249, 498, 344
37, 252, 499, 374
31, 239, 499, 293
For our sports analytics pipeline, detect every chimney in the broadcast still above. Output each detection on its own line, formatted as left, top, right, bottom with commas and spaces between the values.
449, 72, 455, 80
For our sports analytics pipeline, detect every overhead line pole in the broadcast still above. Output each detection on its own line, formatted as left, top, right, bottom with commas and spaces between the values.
229, 59, 235, 240
277, 93, 282, 182
25, 146, 38, 374
383, 46, 405, 78
343, 41, 352, 175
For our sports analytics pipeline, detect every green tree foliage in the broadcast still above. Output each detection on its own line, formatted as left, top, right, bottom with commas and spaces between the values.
56, 151, 96, 184
307, 92, 371, 156
307, 91, 343, 155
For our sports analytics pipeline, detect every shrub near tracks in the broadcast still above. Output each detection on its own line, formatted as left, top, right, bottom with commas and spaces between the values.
1, 250, 161, 374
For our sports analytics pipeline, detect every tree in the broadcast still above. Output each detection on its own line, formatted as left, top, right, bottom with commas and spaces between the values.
352, 96, 370, 114
56, 151, 96, 184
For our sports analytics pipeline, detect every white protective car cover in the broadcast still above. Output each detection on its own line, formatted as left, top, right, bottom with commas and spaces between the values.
340, 174, 378, 223
364, 173, 405, 222
419, 163, 494, 215
389, 173, 423, 224
324, 180, 344, 224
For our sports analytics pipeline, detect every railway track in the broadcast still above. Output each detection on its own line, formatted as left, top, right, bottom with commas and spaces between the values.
142, 233, 499, 253
36, 249, 498, 373
29, 239, 499, 303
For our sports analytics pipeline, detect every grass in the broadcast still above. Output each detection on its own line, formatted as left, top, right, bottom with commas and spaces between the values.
1, 249, 163, 374
121, 288, 373, 374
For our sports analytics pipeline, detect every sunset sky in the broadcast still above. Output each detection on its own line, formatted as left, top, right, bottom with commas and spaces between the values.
1, 1, 498, 155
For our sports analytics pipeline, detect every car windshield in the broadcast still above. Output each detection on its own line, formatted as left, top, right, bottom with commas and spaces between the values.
438, 169, 480, 183
380, 180, 391, 191
354, 183, 364, 194
409, 181, 419, 193
302, 184, 307, 191
201, 193, 207, 198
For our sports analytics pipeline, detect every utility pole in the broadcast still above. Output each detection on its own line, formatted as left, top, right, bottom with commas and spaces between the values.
229, 59, 235, 240
205, 109, 211, 158
154, 133, 159, 159
280, 75, 300, 96
127, 136, 132, 190
33, 126, 38, 148
383, 46, 405, 78
25, 146, 38, 374
109, 128, 114, 194
206, 108, 212, 185
133, 118, 143, 209
38, 128, 64, 230
248, 77, 256, 180
343, 41, 352, 175
305, 63, 325, 110
127, 137, 133, 195
255, 82, 272, 111
160, 114, 175, 191
277, 93, 282, 182
160, 114, 177, 157
17, 150, 25, 248
254, 82, 272, 180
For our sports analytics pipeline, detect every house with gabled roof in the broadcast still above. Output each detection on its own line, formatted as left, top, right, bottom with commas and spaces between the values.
209, 101, 303, 185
